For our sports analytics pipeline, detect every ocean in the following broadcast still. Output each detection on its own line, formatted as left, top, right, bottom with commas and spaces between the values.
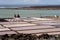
0, 9, 60, 18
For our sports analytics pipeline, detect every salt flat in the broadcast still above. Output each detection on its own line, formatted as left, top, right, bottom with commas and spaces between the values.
0, 17, 60, 35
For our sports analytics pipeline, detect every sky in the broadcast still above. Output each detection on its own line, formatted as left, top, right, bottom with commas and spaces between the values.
0, 0, 60, 5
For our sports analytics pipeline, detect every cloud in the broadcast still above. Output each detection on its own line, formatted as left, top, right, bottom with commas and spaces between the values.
0, 0, 41, 5
12, 0, 40, 4
22, 0, 40, 4
0, 0, 60, 5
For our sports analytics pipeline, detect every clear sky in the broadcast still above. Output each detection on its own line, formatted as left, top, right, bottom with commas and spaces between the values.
0, 0, 60, 5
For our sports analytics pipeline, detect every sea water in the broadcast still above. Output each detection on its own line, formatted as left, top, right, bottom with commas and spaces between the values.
0, 9, 60, 18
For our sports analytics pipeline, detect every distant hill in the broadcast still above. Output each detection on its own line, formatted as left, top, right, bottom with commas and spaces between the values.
20, 5, 60, 10
0, 5, 60, 10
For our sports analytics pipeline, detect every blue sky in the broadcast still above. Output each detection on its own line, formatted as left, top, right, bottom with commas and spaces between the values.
0, 0, 60, 5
